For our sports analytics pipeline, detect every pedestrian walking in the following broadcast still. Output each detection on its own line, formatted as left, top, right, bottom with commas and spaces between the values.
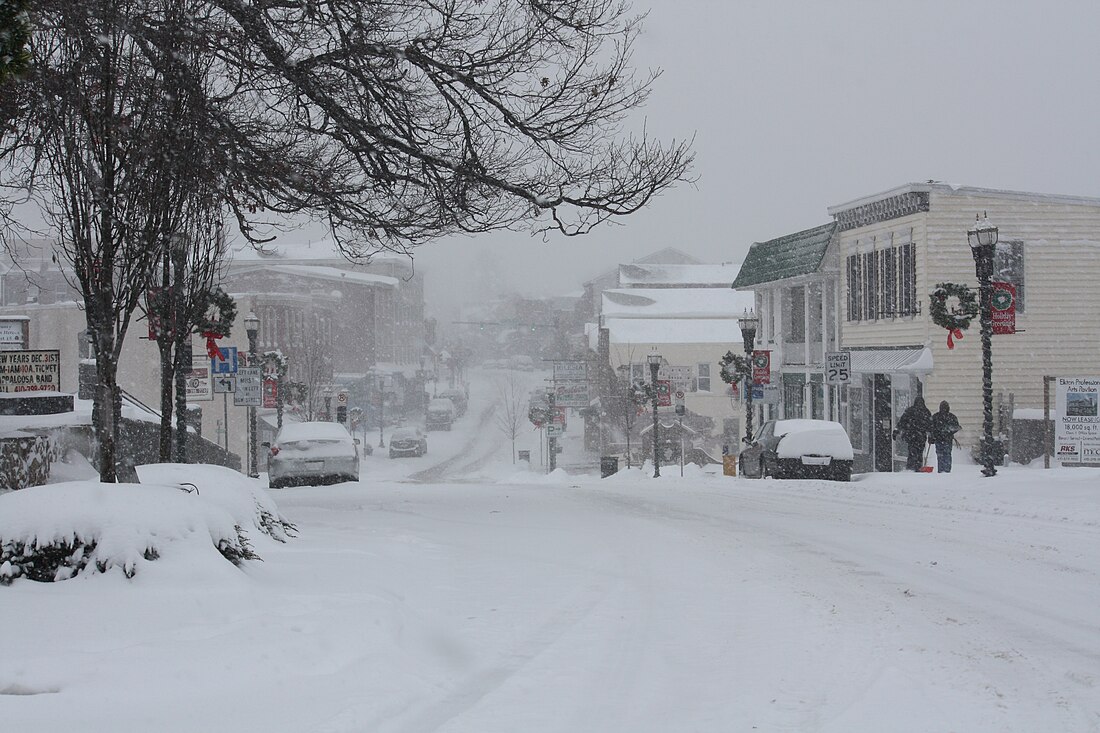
929, 400, 961, 473
894, 396, 932, 471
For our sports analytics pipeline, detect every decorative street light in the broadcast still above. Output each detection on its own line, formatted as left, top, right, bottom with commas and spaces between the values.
737, 308, 760, 444
323, 385, 333, 422
244, 311, 260, 478
967, 213, 999, 477
647, 351, 662, 478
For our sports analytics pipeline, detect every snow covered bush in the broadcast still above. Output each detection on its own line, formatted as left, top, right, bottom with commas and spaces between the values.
0, 465, 296, 585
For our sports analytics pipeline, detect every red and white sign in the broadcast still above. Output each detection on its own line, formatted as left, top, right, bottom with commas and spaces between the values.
262, 377, 278, 408
656, 380, 672, 407
752, 350, 771, 385
992, 282, 1016, 335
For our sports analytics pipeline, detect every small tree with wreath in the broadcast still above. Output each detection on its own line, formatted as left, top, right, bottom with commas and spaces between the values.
930, 283, 979, 349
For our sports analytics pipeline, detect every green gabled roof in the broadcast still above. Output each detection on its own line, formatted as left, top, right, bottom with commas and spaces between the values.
731, 222, 836, 289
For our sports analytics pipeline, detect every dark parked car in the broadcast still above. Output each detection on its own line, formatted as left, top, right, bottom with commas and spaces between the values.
739, 419, 854, 481
266, 422, 361, 488
426, 398, 455, 431
438, 388, 468, 417
389, 427, 428, 458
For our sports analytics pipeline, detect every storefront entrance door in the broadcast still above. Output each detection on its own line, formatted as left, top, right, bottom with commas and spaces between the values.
872, 374, 893, 472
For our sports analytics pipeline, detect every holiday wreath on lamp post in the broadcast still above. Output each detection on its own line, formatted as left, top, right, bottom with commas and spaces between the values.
718, 351, 752, 391
930, 282, 979, 349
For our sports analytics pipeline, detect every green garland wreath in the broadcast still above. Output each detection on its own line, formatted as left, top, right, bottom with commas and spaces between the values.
718, 350, 751, 386
196, 287, 237, 337
929, 283, 979, 332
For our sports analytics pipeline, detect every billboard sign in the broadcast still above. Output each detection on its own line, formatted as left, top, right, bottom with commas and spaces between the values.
0, 350, 60, 393
1055, 377, 1100, 463
992, 282, 1016, 335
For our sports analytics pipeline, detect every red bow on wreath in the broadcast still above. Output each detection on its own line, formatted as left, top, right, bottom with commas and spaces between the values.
946, 328, 964, 350
202, 331, 226, 361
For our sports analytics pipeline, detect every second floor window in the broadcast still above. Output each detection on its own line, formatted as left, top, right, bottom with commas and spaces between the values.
847, 237, 917, 322
697, 363, 711, 392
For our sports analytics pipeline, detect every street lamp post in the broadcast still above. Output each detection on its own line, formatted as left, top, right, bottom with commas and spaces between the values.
245, 312, 260, 478
737, 309, 759, 444
648, 351, 662, 478
377, 373, 387, 448
323, 385, 333, 421
968, 213, 999, 477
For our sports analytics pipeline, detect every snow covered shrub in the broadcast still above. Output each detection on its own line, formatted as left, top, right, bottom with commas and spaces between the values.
0, 478, 275, 584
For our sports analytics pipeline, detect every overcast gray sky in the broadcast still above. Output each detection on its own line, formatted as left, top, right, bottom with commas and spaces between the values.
415, 0, 1100, 317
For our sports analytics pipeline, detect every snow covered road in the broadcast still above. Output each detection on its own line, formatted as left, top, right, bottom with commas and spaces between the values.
4, 460, 1099, 732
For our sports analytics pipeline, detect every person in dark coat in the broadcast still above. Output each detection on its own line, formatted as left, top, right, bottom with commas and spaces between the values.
894, 396, 932, 471
929, 400, 961, 473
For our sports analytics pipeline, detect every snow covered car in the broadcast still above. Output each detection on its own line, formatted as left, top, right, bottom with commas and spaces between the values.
739, 419, 854, 481
265, 422, 361, 488
388, 427, 427, 458
425, 398, 455, 431
438, 388, 468, 417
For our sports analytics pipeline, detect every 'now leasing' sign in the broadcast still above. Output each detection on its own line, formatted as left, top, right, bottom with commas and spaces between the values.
0, 350, 61, 393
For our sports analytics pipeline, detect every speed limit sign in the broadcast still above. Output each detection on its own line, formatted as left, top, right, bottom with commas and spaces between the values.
825, 351, 851, 385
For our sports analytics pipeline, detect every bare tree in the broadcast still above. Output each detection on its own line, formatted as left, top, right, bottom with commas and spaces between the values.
494, 374, 525, 463
1, 0, 693, 480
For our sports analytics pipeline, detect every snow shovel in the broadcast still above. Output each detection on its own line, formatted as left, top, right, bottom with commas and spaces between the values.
918, 443, 934, 473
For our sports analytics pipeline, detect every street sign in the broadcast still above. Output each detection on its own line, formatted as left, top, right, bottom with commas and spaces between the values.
185, 358, 213, 401
211, 346, 239, 375
337, 390, 348, 405
234, 367, 262, 406
825, 351, 851, 385
553, 381, 589, 408
547, 424, 563, 438
553, 361, 587, 381
214, 375, 236, 394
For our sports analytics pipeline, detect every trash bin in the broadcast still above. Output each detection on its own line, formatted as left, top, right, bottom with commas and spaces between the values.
518, 450, 531, 462
722, 454, 737, 476
600, 456, 619, 478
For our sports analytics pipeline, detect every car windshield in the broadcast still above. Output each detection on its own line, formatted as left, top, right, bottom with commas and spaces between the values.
391, 429, 418, 440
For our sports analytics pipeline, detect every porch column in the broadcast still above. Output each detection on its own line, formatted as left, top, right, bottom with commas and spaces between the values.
821, 280, 831, 420
803, 285, 811, 416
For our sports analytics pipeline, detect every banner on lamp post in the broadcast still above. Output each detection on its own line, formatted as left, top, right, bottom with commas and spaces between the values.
992, 282, 1016, 335
752, 350, 771, 385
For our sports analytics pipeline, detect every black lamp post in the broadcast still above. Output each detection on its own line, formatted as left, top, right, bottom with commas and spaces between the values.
244, 311, 260, 478
737, 308, 759, 443
967, 213, 999, 478
323, 385, 333, 421
648, 351, 662, 478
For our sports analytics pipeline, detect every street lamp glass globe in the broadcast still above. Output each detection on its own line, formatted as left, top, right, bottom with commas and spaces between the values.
968, 213, 999, 249
647, 352, 661, 366
244, 311, 260, 337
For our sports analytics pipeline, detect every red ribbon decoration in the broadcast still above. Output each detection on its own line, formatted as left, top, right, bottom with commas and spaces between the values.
202, 331, 226, 361
946, 328, 964, 350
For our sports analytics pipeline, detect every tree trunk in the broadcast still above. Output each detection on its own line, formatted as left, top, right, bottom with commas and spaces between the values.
173, 338, 188, 462
91, 324, 119, 483
157, 339, 174, 461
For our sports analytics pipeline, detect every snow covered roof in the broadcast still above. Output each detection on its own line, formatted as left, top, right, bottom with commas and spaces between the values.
601, 288, 753, 319
604, 318, 742, 345
732, 222, 836, 289
582, 247, 702, 287
229, 264, 398, 289
230, 238, 410, 265
618, 263, 739, 288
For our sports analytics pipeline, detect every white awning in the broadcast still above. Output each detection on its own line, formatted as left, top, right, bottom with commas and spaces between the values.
847, 346, 933, 375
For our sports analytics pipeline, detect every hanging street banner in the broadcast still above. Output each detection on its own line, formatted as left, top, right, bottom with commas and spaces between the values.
262, 378, 277, 407
0, 350, 60, 393
185, 358, 213, 401
553, 380, 589, 408
553, 361, 587, 381
1054, 377, 1100, 464
234, 367, 262, 406
752, 350, 771, 385
991, 282, 1016, 335
656, 379, 672, 407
